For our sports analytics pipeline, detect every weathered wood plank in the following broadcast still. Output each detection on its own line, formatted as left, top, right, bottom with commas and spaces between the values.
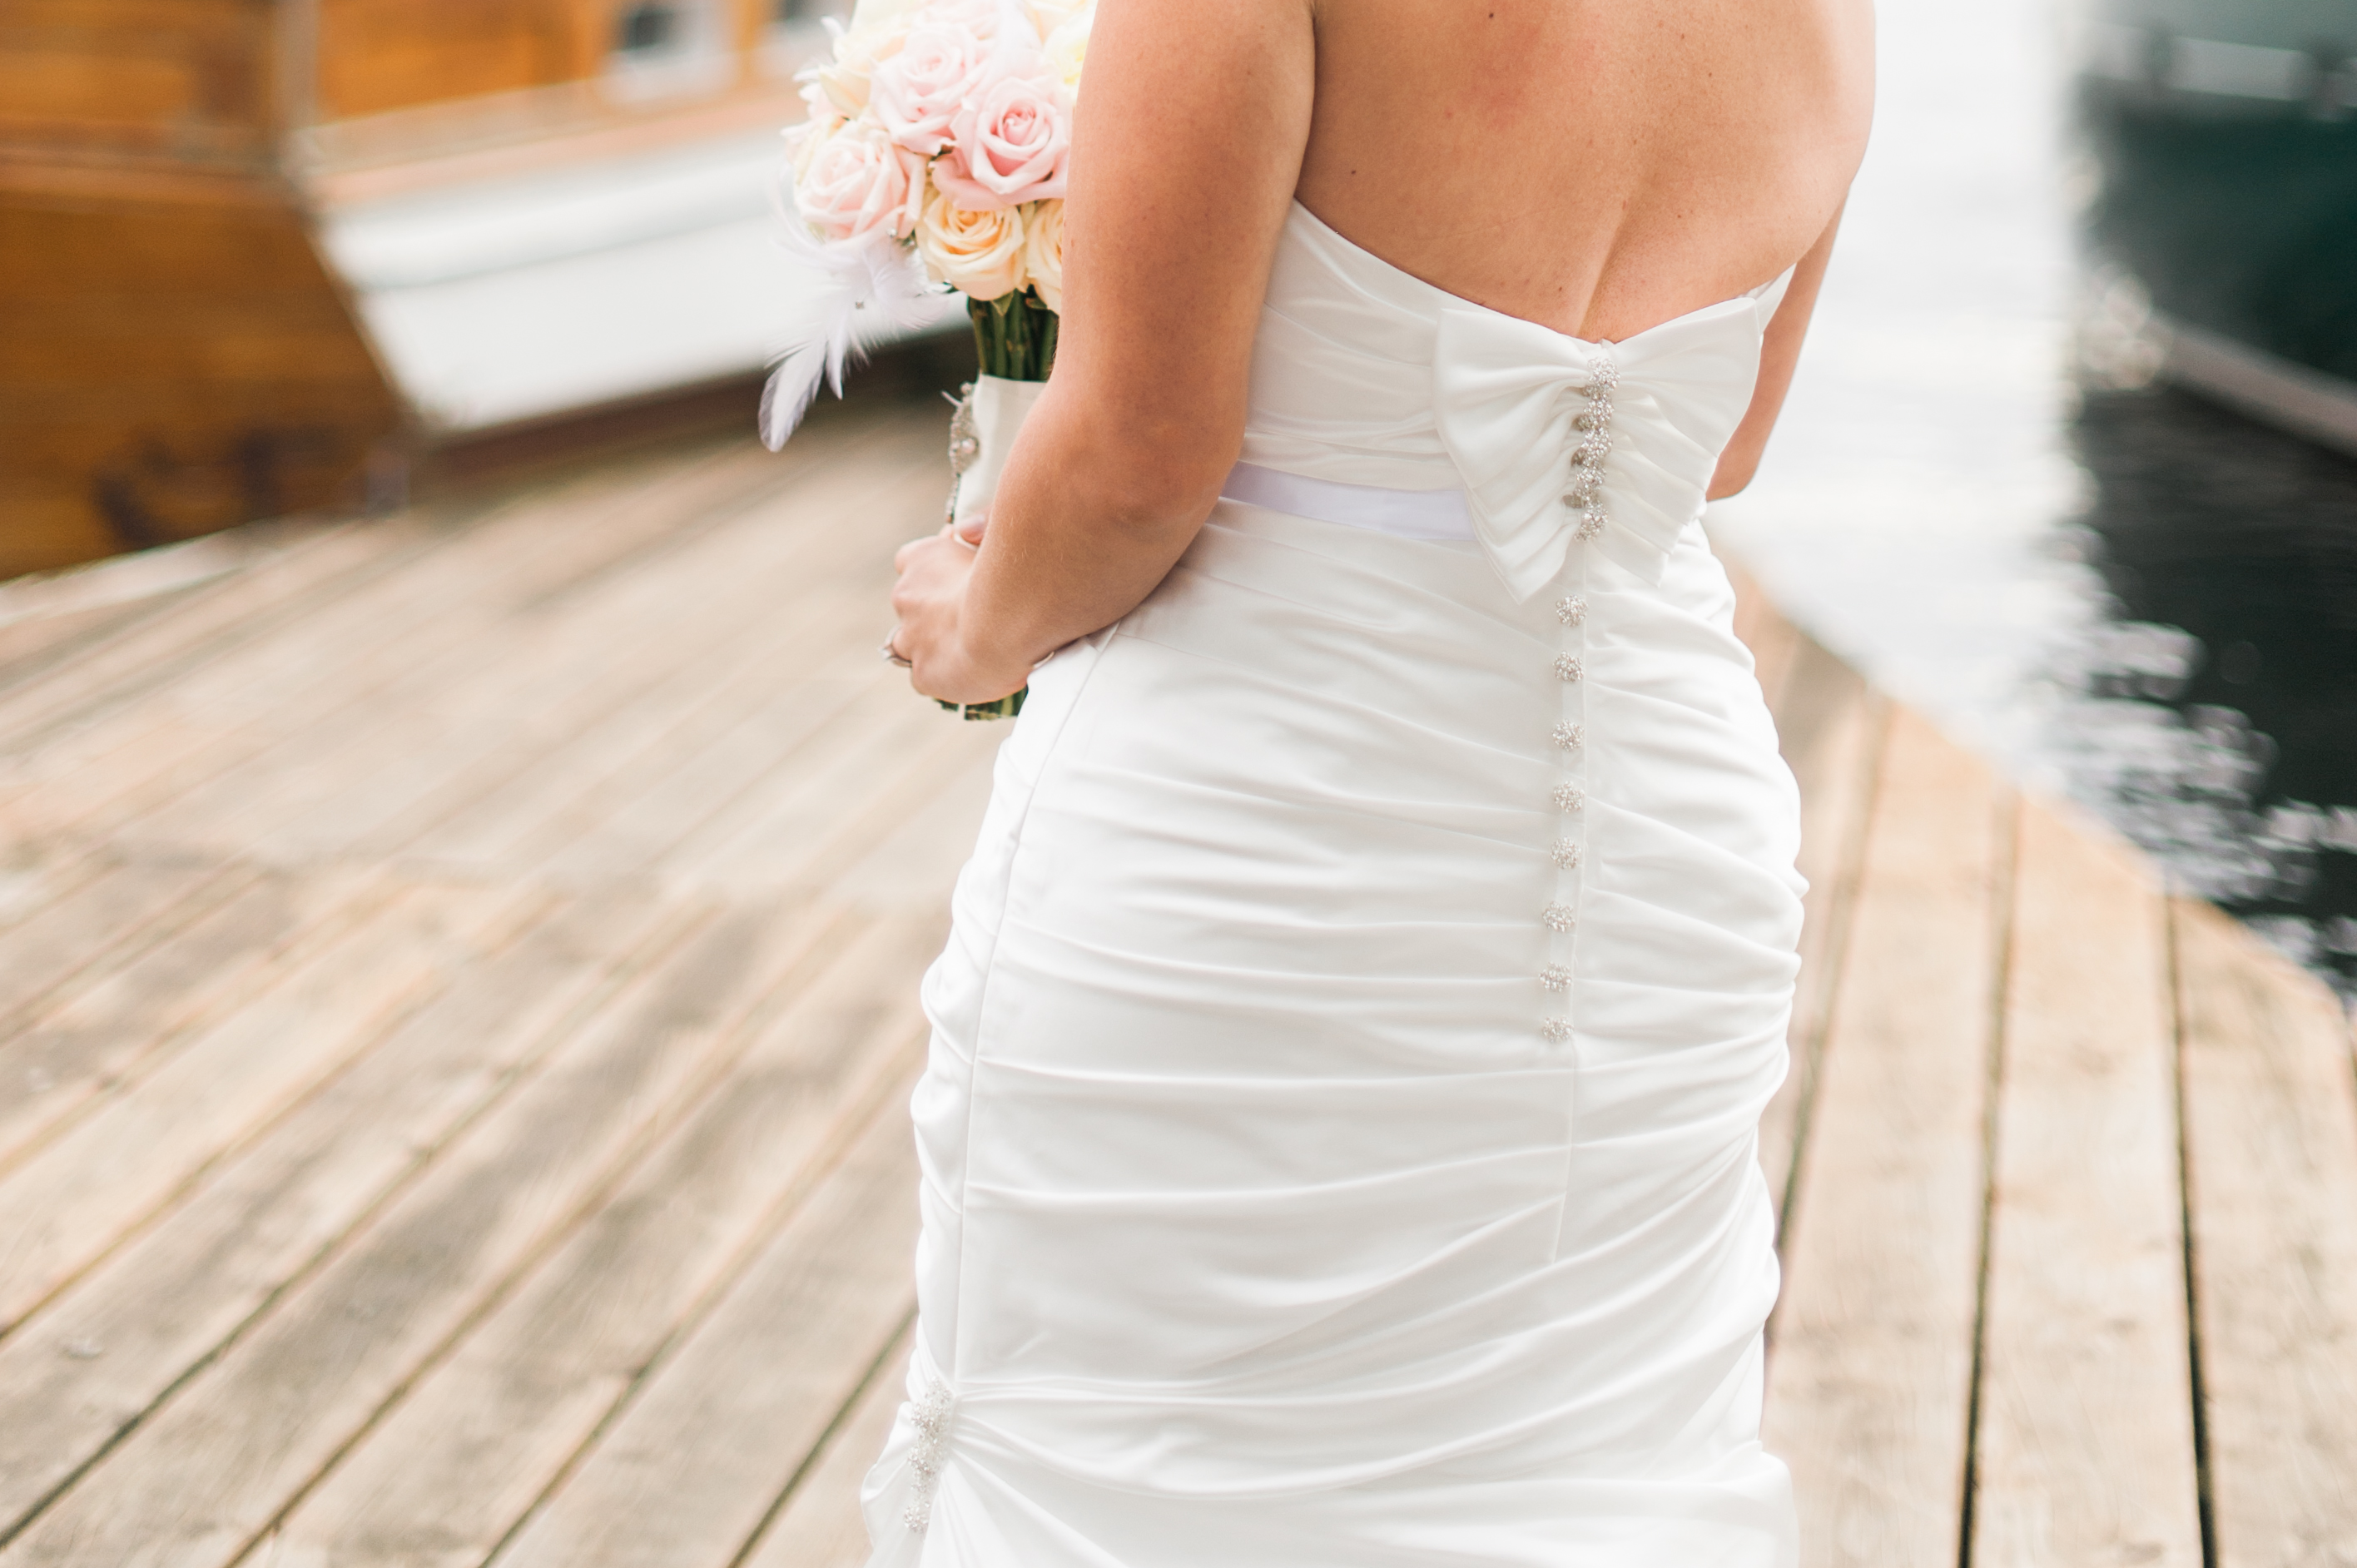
146, 431, 934, 866
1971, 801, 2202, 1566
0, 891, 679, 1539
1757, 635, 1884, 1218
667, 691, 995, 898
490, 1089, 923, 1568
494, 656, 872, 882
0, 434, 805, 846
2172, 897, 2357, 1567
0, 866, 361, 1170
394, 434, 945, 876
0, 900, 847, 1568
333, 450, 944, 869
0, 879, 515, 1332
823, 739, 1001, 915
0, 520, 428, 752
0, 850, 236, 1033
267, 914, 939, 1568
739, 1324, 913, 1568
1764, 707, 2004, 1568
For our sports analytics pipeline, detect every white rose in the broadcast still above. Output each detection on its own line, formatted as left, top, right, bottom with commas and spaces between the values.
815, 13, 914, 117
1021, 198, 1065, 311
916, 176, 1029, 300
1042, 4, 1091, 89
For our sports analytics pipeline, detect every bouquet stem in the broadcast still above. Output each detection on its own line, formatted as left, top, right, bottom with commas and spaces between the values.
939, 290, 1057, 722
970, 290, 1060, 382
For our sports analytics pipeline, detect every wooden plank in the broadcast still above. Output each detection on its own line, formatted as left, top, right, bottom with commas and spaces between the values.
268, 914, 940, 1568
1971, 800, 2203, 1566
113, 428, 926, 864
1757, 640, 1883, 1216
0, 433, 801, 846
490, 1088, 923, 1568
2171, 897, 2357, 1566
0, 879, 515, 1332
738, 1323, 913, 1568
393, 453, 943, 874
0, 519, 431, 750
0, 891, 681, 1540
0, 901, 849, 1568
477, 653, 872, 882
0, 851, 237, 1037
0, 865, 367, 1171
822, 739, 1001, 915
1764, 707, 2004, 1567
661, 687, 992, 896
285, 444, 941, 867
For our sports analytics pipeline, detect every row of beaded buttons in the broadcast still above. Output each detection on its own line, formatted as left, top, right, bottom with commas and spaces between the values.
1540, 357, 1613, 1043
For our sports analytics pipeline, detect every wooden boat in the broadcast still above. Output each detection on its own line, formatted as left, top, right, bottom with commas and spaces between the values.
0, 0, 902, 578
2076, 0, 2357, 456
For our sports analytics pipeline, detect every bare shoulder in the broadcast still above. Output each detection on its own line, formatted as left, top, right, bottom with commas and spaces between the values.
1297, 0, 1876, 338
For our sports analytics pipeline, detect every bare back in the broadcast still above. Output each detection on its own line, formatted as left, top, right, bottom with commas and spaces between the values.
1298, 0, 1875, 340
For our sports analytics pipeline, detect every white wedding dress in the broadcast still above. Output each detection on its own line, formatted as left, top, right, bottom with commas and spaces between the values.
862, 201, 1806, 1566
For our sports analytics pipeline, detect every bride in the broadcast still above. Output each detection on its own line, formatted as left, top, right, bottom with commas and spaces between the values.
876, 0, 1873, 1560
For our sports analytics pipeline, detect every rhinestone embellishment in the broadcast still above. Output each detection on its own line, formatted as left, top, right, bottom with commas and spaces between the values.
1551, 722, 1585, 751
1541, 1017, 1572, 1043
1556, 595, 1587, 626
1553, 653, 1583, 682
1542, 903, 1576, 932
1551, 838, 1583, 870
902, 1378, 955, 1531
1540, 965, 1572, 992
1552, 783, 1585, 812
1559, 351, 1619, 547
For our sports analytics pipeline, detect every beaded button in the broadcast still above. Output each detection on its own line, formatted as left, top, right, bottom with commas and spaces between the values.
1535, 351, 1616, 1044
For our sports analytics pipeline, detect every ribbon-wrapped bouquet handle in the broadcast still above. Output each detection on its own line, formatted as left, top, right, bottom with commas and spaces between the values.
771, 0, 1091, 721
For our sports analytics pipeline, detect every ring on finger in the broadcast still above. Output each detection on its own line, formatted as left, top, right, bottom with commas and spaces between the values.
880, 634, 913, 669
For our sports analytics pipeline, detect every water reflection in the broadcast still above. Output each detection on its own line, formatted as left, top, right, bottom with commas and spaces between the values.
2047, 385, 2357, 998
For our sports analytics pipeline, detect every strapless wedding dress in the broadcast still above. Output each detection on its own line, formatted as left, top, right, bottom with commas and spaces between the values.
862, 202, 1806, 1566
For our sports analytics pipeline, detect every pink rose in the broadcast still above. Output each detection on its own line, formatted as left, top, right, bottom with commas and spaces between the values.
796, 122, 925, 242
930, 65, 1070, 209
870, 22, 989, 156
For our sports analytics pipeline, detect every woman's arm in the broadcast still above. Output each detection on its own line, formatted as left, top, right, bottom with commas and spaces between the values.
887, 0, 1318, 705
1705, 201, 1843, 501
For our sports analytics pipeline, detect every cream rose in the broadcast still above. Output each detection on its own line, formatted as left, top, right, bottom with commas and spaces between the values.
931, 64, 1070, 208
870, 22, 990, 156
916, 176, 1029, 300
1042, 6, 1091, 89
1021, 197, 1065, 311
796, 122, 925, 242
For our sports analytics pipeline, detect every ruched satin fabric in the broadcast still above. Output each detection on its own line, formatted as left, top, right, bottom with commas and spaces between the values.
861, 202, 1808, 1566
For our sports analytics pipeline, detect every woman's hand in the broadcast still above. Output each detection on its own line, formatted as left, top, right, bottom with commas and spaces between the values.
887, 519, 1031, 705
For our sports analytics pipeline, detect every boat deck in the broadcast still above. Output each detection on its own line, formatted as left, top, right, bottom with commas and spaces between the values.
0, 391, 2350, 1568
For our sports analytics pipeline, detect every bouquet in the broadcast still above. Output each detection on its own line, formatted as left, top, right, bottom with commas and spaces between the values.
765, 0, 1094, 720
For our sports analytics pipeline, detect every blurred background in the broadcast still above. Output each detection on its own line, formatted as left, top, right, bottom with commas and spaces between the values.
0, 0, 2353, 996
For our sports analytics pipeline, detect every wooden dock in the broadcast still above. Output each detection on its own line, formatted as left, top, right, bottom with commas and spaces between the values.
0, 390, 2350, 1568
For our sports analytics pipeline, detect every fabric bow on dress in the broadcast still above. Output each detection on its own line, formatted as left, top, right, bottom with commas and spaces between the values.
1431, 284, 1789, 600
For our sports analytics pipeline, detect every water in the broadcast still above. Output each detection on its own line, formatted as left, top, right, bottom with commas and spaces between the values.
1703, 0, 2357, 1001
